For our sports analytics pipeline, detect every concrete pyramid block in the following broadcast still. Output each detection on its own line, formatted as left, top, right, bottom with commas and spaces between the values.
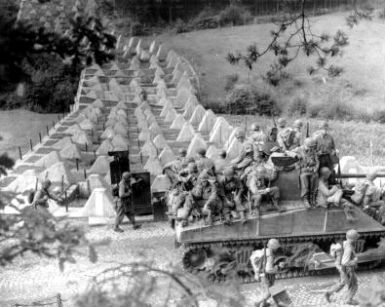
53, 137, 73, 150
183, 102, 195, 121
187, 133, 207, 157
101, 127, 116, 140
89, 156, 111, 175
141, 140, 158, 157
144, 157, 163, 175
111, 134, 129, 149
140, 50, 150, 62
157, 97, 169, 107
156, 79, 167, 92
129, 57, 141, 70
156, 87, 168, 101
105, 92, 119, 102
135, 39, 143, 55
175, 87, 191, 108
39, 161, 76, 185
160, 104, 173, 118
139, 130, 151, 142
144, 108, 153, 118
153, 134, 167, 149
159, 147, 176, 165
113, 122, 128, 136
206, 145, 219, 160
117, 109, 127, 117
104, 170, 111, 185
153, 72, 163, 85
96, 139, 114, 155
149, 40, 157, 54
59, 142, 82, 160
72, 131, 93, 146
85, 90, 98, 99
87, 174, 110, 193
155, 66, 165, 77
209, 118, 233, 146
176, 122, 195, 142
224, 127, 243, 150
149, 122, 162, 136
151, 174, 172, 192
86, 112, 99, 123
116, 101, 128, 110
80, 188, 116, 223
66, 124, 84, 136
92, 99, 105, 108
189, 105, 206, 126
79, 118, 95, 130
156, 44, 164, 59
170, 114, 186, 129
128, 37, 136, 49
171, 69, 184, 85
164, 108, 178, 123
226, 138, 243, 160
184, 95, 199, 111
36, 151, 62, 169
198, 110, 217, 134
177, 75, 192, 91
4, 169, 39, 193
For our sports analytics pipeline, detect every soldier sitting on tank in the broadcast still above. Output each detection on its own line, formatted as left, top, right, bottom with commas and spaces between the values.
247, 165, 282, 217
167, 162, 199, 222
163, 148, 190, 186
317, 167, 356, 222
263, 127, 281, 156
218, 167, 247, 225
358, 171, 385, 222
248, 123, 266, 148
277, 127, 298, 151
178, 170, 221, 226
196, 148, 216, 176
242, 150, 277, 187
231, 142, 255, 174
286, 137, 320, 208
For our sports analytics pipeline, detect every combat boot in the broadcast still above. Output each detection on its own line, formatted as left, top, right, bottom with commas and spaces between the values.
272, 199, 284, 213
302, 195, 311, 209
311, 192, 318, 208
239, 211, 247, 224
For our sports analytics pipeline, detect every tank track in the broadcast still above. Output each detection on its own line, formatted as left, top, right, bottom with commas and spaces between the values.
182, 231, 385, 283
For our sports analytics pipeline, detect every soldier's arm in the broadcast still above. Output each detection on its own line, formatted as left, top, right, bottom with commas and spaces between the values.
119, 182, 131, 198
315, 154, 320, 172
32, 190, 46, 205
341, 245, 357, 266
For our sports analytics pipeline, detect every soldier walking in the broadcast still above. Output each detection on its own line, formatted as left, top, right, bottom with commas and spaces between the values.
114, 172, 141, 232
325, 229, 360, 305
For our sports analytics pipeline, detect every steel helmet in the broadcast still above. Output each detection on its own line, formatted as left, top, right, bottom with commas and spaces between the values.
277, 118, 287, 127
304, 137, 316, 148
267, 238, 280, 250
294, 119, 303, 128
250, 123, 260, 131
346, 229, 359, 241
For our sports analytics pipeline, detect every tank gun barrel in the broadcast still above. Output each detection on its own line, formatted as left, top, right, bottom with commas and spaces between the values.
339, 173, 385, 179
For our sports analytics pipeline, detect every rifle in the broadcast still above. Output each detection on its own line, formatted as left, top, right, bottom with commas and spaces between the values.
306, 122, 309, 138
272, 116, 277, 128
338, 160, 343, 188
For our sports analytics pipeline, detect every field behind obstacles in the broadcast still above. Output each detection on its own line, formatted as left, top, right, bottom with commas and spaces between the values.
160, 12, 385, 116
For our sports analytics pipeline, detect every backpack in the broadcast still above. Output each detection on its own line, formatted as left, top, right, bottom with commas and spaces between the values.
28, 191, 35, 204
112, 184, 119, 197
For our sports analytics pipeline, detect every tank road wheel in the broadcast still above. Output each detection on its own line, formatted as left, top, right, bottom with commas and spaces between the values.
183, 248, 207, 272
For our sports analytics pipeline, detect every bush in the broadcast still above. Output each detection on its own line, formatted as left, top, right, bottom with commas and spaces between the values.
130, 21, 146, 36
175, 18, 190, 33
224, 73, 239, 92
225, 83, 279, 116
287, 95, 308, 116
191, 9, 219, 30
218, 5, 252, 27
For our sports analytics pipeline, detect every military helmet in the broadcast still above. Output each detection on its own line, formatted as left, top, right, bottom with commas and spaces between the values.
255, 165, 267, 177
319, 120, 329, 130
42, 179, 52, 189
250, 123, 260, 131
223, 167, 235, 177
122, 172, 131, 179
346, 229, 359, 241
267, 238, 280, 250
320, 167, 331, 178
178, 148, 187, 157
304, 137, 316, 148
294, 119, 303, 128
366, 170, 378, 181
235, 130, 246, 139
197, 148, 206, 156
277, 118, 287, 127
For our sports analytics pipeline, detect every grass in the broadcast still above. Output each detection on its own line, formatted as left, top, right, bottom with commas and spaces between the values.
225, 114, 385, 166
159, 12, 385, 115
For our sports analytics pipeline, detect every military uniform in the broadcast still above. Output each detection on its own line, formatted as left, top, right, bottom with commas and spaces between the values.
196, 156, 216, 176
163, 156, 190, 185
248, 173, 280, 215
115, 178, 138, 229
231, 143, 255, 173
218, 175, 246, 222
314, 131, 338, 183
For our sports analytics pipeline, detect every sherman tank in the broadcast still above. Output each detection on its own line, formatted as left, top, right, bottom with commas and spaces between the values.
173, 160, 385, 283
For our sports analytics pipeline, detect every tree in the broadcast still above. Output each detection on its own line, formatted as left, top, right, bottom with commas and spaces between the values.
227, 0, 373, 86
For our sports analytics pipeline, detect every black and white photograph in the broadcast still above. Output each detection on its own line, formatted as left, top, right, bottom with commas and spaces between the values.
1, 0, 385, 306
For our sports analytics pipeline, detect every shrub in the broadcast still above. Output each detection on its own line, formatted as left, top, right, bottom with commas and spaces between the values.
130, 21, 146, 36
225, 83, 279, 116
224, 73, 239, 92
174, 18, 190, 33
218, 5, 252, 27
191, 9, 219, 30
287, 95, 308, 116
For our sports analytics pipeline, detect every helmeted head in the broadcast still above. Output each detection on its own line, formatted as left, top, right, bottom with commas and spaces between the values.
320, 167, 331, 179
42, 179, 51, 189
269, 127, 278, 141
346, 229, 359, 242
330, 243, 343, 258
223, 167, 235, 179
304, 137, 316, 149
294, 119, 303, 129
255, 165, 267, 178
319, 121, 330, 134
235, 130, 246, 142
178, 148, 187, 158
366, 170, 378, 182
267, 238, 280, 251
219, 150, 227, 159
244, 142, 254, 153
256, 146, 265, 159
250, 123, 260, 132
277, 118, 287, 128
122, 172, 131, 181
187, 162, 198, 173
197, 148, 206, 157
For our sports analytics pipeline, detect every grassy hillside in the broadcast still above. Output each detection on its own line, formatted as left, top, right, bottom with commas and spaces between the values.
160, 13, 385, 116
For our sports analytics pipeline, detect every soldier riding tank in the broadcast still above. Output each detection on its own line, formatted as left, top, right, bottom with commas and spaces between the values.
172, 157, 385, 283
